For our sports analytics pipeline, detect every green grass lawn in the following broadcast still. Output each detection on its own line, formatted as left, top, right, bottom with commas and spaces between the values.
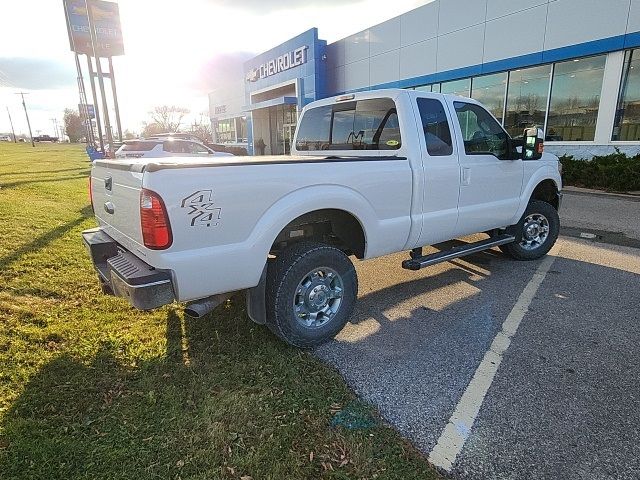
0, 143, 438, 479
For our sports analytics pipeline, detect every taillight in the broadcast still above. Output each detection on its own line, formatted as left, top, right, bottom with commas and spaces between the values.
140, 189, 172, 249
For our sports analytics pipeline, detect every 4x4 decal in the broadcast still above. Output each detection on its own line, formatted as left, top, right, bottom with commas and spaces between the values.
181, 190, 221, 227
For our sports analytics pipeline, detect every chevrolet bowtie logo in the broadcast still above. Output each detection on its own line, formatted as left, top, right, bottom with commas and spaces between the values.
246, 69, 260, 83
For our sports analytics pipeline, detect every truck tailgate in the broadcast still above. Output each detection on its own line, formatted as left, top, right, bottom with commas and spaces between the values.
91, 161, 144, 249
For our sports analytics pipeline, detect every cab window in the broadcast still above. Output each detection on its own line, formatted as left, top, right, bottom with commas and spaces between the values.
417, 98, 453, 156
295, 98, 401, 151
454, 102, 510, 159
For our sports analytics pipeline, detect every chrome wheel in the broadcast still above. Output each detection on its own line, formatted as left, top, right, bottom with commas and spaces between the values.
293, 267, 344, 328
519, 213, 550, 251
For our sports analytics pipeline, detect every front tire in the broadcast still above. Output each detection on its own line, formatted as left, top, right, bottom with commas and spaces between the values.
266, 242, 358, 348
502, 200, 559, 260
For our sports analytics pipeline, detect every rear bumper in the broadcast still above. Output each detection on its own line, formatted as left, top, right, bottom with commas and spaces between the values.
82, 227, 175, 310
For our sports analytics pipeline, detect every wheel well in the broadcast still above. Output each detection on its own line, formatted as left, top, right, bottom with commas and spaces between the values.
531, 180, 560, 210
271, 209, 366, 259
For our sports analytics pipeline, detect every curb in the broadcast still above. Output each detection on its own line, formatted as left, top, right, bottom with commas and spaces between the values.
563, 186, 640, 202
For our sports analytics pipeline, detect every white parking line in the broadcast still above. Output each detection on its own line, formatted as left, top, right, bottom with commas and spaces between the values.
428, 253, 558, 472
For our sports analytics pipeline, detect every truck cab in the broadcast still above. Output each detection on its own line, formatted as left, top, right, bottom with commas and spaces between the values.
292, 90, 560, 249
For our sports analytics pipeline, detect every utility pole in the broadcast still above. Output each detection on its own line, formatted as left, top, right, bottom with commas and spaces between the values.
50, 118, 60, 139
6, 107, 16, 142
15, 92, 34, 147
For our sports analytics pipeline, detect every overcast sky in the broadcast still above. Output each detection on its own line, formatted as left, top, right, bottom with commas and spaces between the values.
0, 0, 428, 137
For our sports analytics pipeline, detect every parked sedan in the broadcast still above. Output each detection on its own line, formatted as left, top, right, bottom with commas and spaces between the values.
115, 139, 234, 159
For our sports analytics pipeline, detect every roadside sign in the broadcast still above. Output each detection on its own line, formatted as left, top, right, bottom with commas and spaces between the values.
64, 0, 125, 57
79, 103, 96, 119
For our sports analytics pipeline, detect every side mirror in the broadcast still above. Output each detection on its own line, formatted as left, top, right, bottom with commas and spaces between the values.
522, 127, 544, 160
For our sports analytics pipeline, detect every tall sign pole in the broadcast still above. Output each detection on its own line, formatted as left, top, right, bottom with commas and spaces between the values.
16, 92, 35, 147
75, 53, 95, 145
6, 107, 17, 143
85, 0, 113, 153
108, 57, 123, 142
86, 56, 105, 151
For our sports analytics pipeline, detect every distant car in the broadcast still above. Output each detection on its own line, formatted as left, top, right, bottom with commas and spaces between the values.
0, 135, 12, 141
34, 135, 58, 142
146, 132, 206, 143
115, 139, 234, 159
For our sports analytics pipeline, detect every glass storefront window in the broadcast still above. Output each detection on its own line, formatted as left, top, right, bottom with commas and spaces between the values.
504, 64, 551, 138
547, 55, 606, 141
415, 85, 432, 92
215, 118, 235, 143
471, 72, 508, 123
236, 117, 248, 143
613, 49, 640, 141
441, 78, 470, 97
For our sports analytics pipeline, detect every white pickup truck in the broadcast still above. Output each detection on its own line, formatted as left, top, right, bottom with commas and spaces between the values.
83, 89, 562, 347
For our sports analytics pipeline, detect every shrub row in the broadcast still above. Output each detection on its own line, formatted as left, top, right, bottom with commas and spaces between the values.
559, 150, 640, 192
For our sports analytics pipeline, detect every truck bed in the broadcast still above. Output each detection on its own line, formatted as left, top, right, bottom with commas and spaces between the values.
93, 154, 407, 173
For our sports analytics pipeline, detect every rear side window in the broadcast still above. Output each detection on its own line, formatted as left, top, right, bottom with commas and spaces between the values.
417, 98, 453, 156
294, 107, 332, 150
121, 141, 158, 151
295, 98, 401, 151
163, 141, 186, 153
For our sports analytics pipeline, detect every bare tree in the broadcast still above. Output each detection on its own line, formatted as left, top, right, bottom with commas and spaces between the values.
148, 105, 190, 132
189, 114, 213, 142
141, 122, 164, 138
123, 129, 136, 140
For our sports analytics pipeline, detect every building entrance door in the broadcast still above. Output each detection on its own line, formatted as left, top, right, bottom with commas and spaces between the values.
270, 104, 298, 155
282, 123, 296, 154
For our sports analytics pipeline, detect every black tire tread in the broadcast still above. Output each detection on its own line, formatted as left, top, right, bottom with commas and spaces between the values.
265, 241, 357, 348
502, 200, 559, 261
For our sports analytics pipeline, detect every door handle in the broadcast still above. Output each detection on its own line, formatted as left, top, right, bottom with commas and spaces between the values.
104, 201, 115, 214
462, 167, 471, 186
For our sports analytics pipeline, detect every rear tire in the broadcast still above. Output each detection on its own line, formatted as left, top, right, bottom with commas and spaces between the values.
502, 200, 559, 260
265, 242, 357, 348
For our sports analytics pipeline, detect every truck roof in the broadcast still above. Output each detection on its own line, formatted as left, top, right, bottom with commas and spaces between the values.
305, 88, 472, 110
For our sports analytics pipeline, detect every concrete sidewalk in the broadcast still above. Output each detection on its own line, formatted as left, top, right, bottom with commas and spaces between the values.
561, 187, 640, 241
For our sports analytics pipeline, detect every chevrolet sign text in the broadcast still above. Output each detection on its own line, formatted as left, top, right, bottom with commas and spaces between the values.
246, 46, 308, 82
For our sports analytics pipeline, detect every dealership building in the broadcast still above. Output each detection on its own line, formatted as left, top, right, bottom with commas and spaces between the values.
208, 0, 640, 157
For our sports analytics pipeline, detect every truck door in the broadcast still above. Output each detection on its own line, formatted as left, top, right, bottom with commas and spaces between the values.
414, 96, 461, 247
446, 99, 523, 236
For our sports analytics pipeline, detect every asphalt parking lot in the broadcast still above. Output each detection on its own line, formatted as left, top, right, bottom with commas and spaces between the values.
315, 192, 640, 479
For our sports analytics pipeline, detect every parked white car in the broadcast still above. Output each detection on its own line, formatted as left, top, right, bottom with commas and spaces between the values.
115, 139, 233, 159
84, 89, 562, 347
